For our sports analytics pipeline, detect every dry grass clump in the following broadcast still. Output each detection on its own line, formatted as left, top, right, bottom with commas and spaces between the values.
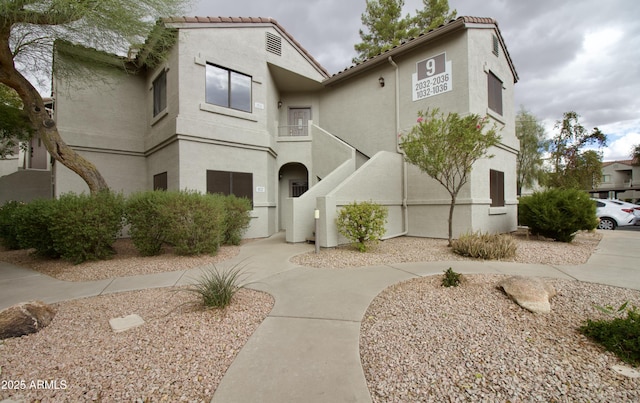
451, 231, 517, 260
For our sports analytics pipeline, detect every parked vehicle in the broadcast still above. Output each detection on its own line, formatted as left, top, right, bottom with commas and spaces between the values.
593, 199, 638, 230
606, 199, 640, 225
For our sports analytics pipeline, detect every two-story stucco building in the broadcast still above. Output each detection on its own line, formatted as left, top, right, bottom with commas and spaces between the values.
590, 158, 640, 202
3, 16, 519, 247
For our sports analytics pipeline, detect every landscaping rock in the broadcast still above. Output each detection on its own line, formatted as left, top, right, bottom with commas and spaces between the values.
498, 276, 556, 313
109, 314, 145, 333
0, 300, 56, 339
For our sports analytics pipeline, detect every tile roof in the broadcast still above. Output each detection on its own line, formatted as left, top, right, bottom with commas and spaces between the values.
327, 16, 518, 84
603, 158, 638, 167
162, 15, 517, 84
162, 16, 329, 77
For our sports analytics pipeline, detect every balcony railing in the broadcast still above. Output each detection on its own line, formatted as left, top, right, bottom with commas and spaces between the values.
278, 125, 309, 137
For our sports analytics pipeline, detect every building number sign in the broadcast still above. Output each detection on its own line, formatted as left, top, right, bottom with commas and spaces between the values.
412, 52, 452, 101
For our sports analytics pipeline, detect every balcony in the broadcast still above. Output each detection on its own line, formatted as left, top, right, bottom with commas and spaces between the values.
278, 125, 309, 137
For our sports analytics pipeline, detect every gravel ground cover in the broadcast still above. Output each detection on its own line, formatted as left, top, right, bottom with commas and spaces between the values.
0, 288, 274, 402
0, 238, 242, 282
360, 275, 640, 402
2, 230, 638, 402
291, 231, 602, 268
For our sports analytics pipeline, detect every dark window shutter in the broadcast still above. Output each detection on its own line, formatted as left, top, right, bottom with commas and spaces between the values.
488, 72, 503, 115
490, 169, 505, 207
207, 170, 231, 195
232, 172, 253, 202
207, 170, 253, 204
153, 172, 168, 190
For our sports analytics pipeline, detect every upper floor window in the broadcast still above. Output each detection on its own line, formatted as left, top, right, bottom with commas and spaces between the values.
153, 70, 167, 117
206, 64, 252, 113
487, 71, 503, 115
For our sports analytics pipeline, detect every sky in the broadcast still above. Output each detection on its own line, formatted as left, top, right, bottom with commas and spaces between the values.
190, 0, 640, 161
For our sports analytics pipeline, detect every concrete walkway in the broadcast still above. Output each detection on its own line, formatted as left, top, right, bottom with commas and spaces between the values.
1, 230, 639, 402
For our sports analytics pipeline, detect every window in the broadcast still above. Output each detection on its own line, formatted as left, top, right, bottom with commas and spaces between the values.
492, 34, 500, 57
206, 170, 253, 204
206, 64, 252, 113
153, 70, 167, 117
290, 180, 308, 197
490, 169, 505, 207
153, 172, 167, 190
487, 71, 503, 115
602, 174, 611, 183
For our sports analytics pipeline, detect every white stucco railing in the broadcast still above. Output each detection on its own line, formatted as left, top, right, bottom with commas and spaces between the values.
278, 125, 309, 137
317, 151, 405, 248
284, 124, 356, 243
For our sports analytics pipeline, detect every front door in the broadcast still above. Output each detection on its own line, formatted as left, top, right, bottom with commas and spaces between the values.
28, 135, 47, 170
288, 108, 311, 136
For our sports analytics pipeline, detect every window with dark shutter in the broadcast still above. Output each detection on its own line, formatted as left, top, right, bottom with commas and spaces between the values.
488, 71, 503, 115
490, 169, 505, 207
207, 170, 253, 204
153, 172, 167, 190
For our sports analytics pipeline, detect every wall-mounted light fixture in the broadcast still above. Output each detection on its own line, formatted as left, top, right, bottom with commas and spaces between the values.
278, 101, 283, 109
378, 77, 385, 87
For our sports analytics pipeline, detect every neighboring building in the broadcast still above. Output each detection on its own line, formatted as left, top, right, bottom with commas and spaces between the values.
0, 98, 54, 204
590, 158, 640, 202
1, 16, 519, 246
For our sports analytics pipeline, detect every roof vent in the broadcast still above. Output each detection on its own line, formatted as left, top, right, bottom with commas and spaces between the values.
492, 34, 500, 57
266, 32, 282, 56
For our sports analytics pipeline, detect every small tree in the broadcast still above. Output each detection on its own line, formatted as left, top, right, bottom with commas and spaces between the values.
0, 0, 189, 193
336, 201, 388, 252
545, 111, 607, 189
631, 144, 640, 166
0, 84, 31, 158
515, 106, 547, 195
400, 109, 501, 246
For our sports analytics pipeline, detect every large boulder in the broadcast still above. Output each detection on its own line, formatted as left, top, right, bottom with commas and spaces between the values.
498, 276, 557, 314
0, 300, 57, 339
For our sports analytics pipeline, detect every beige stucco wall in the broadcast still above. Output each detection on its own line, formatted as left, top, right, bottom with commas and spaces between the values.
49, 20, 518, 243
318, 27, 518, 241
54, 57, 148, 196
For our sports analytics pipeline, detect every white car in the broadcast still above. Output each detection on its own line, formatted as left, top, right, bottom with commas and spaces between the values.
593, 199, 638, 230
606, 199, 640, 225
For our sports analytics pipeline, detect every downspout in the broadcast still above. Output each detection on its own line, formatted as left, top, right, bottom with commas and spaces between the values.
382, 56, 409, 239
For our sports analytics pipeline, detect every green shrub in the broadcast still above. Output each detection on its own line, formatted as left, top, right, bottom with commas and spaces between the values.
13, 198, 59, 258
160, 191, 226, 255
451, 231, 517, 260
0, 201, 25, 249
125, 190, 173, 256
185, 264, 247, 308
336, 201, 388, 252
442, 267, 462, 287
518, 188, 598, 242
49, 190, 125, 264
221, 194, 251, 245
580, 302, 640, 366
